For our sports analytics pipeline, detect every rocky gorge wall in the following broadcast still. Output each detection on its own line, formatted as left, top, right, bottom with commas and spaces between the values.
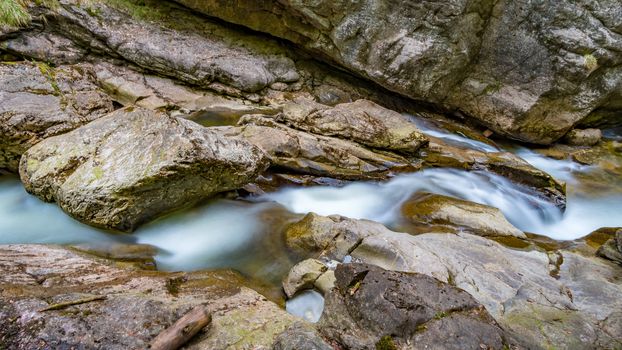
176, 0, 622, 144
1, 1, 621, 349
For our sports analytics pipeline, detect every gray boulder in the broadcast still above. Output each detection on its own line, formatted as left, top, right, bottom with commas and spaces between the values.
318, 263, 511, 350
273, 322, 333, 350
176, 0, 622, 144
0, 61, 113, 172
19, 107, 268, 231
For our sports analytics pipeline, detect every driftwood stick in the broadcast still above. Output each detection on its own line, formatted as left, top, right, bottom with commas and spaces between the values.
39, 295, 107, 312
150, 306, 211, 350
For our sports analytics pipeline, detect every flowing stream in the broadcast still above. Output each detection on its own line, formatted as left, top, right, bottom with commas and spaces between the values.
1, 115, 620, 322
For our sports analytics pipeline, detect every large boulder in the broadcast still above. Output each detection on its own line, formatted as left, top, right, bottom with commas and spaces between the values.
318, 263, 512, 349
0, 61, 113, 172
19, 107, 268, 232
0, 244, 298, 349
175, 0, 622, 144
284, 213, 622, 348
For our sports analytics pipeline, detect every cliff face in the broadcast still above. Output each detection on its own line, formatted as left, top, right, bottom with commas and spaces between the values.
176, 0, 622, 144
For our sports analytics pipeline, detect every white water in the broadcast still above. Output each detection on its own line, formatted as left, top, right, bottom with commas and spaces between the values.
1, 118, 620, 321
406, 115, 499, 153
285, 290, 324, 323
0, 179, 288, 282
262, 169, 565, 234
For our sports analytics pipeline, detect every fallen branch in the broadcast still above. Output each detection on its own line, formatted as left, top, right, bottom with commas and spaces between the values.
150, 306, 211, 350
39, 295, 107, 312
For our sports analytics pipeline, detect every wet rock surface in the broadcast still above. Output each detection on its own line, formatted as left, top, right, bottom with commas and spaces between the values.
175, 0, 622, 144
19, 107, 268, 232
286, 213, 622, 349
318, 263, 511, 350
401, 193, 526, 238
220, 115, 415, 180
0, 244, 298, 350
0, 61, 113, 172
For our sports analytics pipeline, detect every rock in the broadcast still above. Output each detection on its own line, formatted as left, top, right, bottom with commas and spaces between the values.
596, 229, 622, 264
0, 61, 113, 172
218, 115, 416, 180
93, 62, 280, 124
563, 128, 602, 146
422, 136, 567, 207
284, 212, 387, 260
274, 98, 428, 155
314, 270, 336, 296
176, 0, 622, 144
19, 107, 268, 232
285, 213, 622, 348
69, 242, 158, 270
401, 193, 526, 238
3, 0, 299, 94
273, 322, 333, 350
0, 244, 298, 350
282, 259, 328, 298
317, 263, 511, 350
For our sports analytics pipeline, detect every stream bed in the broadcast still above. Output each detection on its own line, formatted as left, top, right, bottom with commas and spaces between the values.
1, 118, 620, 322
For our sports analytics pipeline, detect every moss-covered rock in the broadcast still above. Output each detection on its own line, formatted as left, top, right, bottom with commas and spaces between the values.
19, 107, 268, 232
401, 193, 526, 238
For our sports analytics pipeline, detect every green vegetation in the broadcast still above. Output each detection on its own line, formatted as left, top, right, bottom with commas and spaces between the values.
375, 335, 398, 350
0, 0, 59, 28
0, 0, 31, 27
583, 53, 598, 73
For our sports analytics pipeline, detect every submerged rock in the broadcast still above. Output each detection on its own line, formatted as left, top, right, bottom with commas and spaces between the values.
19, 107, 268, 232
401, 193, 526, 238
0, 61, 113, 172
318, 263, 511, 349
177, 0, 622, 144
285, 213, 622, 348
0, 244, 297, 349
274, 98, 428, 154
219, 115, 415, 180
